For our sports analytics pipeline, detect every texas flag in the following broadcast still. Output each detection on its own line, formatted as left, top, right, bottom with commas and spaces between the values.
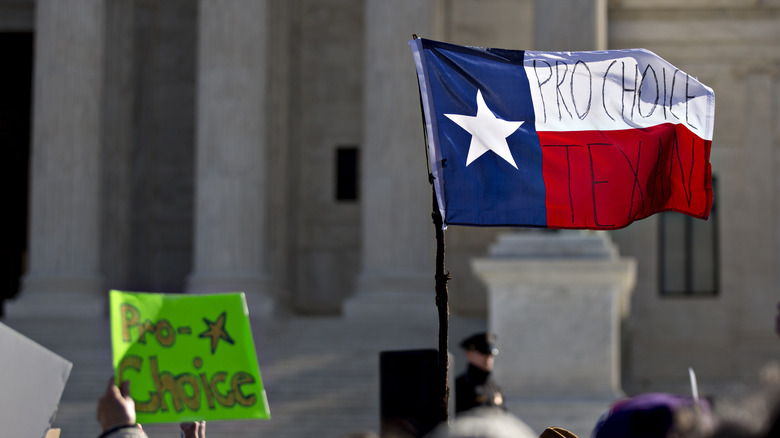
410, 38, 715, 230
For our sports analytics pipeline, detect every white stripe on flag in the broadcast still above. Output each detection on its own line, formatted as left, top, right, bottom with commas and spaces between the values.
524, 49, 715, 140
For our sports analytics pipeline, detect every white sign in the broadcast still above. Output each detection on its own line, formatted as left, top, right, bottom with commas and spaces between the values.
0, 322, 72, 438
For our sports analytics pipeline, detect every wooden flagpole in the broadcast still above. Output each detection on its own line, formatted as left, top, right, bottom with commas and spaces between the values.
414, 33, 450, 424
432, 184, 450, 424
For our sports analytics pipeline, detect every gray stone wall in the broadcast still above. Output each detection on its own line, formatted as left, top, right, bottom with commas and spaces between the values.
292, 0, 364, 313
609, 1, 780, 388
127, 0, 196, 293
0, 0, 33, 31
266, 0, 295, 307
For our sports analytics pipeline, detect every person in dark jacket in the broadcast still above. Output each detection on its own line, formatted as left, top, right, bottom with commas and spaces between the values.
455, 332, 506, 415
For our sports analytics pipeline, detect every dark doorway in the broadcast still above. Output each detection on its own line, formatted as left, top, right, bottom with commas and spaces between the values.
0, 32, 33, 316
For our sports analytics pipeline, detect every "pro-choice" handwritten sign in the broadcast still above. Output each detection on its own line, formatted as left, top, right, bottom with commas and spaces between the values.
109, 290, 270, 423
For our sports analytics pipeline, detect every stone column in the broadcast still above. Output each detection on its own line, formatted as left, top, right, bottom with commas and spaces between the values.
343, 0, 443, 319
7, 0, 106, 318
187, 0, 274, 316
101, 0, 135, 291
472, 231, 636, 398
534, 0, 607, 51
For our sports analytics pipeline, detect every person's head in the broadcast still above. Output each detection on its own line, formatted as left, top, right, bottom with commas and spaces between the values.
708, 364, 780, 438
425, 407, 536, 438
465, 350, 495, 372
460, 332, 498, 372
591, 393, 713, 438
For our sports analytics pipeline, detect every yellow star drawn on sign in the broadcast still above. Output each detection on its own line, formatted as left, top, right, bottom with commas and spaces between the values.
198, 311, 235, 354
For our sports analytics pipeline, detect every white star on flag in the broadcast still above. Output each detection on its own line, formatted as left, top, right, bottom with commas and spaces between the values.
445, 89, 524, 169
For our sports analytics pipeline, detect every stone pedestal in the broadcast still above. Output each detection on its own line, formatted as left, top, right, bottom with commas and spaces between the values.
187, 0, 274, 317
472, 231, 635, 399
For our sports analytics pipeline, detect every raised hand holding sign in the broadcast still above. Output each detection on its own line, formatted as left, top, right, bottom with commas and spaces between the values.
109, 290, 270, 424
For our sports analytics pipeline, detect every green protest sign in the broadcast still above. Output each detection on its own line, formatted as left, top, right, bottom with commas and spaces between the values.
109, 290, 270, 423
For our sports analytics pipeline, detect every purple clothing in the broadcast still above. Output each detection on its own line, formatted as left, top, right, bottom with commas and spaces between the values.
592, 393, 711, 438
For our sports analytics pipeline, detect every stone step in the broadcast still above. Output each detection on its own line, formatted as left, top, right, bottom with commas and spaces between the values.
3, 314, 486, 438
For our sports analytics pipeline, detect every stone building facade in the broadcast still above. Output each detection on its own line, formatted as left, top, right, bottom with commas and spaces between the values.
1, 0, 779, 391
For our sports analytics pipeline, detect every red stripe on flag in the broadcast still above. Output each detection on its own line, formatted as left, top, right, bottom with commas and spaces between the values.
540, 124, 712, 230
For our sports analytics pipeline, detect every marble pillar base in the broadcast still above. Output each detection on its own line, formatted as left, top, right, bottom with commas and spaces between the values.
472, 231, 635, 399
343, 273, 436, 321
343, 291, 438, 321
6, 274, 105, 318
187, 273, 275, 318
